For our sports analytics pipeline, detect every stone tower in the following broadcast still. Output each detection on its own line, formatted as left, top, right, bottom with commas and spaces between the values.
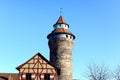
47, 16, 75, 80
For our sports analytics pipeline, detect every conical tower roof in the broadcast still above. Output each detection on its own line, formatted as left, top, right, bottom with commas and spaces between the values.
47, 15, 75, 39
53, 16, 68, 26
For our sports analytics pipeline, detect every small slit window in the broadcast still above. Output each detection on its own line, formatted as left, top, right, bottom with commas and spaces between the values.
66, 35, 68, 38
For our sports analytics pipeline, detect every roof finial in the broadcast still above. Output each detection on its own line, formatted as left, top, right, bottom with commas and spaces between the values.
60, 8, 63, 15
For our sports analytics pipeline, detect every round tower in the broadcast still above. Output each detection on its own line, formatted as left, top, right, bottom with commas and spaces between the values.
47, 16, 75, 80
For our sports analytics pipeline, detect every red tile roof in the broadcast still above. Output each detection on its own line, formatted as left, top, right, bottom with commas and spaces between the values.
54, 16, 67, 26
47, 28, 75, 39
52, 28, 71, 34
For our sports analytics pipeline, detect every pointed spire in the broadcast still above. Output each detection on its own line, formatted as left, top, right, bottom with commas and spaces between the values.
54, 16, 67, 26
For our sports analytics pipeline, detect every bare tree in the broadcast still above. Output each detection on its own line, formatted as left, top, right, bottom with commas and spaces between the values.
85, 63, 110, 80
113, 65, 120, 80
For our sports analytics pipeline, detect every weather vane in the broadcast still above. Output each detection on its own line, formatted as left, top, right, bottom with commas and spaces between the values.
60, 8, 63, 15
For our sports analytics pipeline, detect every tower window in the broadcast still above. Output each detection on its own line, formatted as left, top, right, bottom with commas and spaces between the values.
70, 36, 72, 39
66, 35, 68, 38
65, 25, 67, 27
59, 24, 61, 27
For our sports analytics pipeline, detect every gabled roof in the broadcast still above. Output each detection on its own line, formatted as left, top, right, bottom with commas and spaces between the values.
16, 53, 60, 74
53, 16, 68, 26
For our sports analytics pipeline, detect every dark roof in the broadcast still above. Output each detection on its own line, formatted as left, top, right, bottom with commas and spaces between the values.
16, 52, 60, 74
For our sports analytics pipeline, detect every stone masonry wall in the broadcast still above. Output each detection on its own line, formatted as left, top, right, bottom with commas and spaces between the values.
48, 38, 74, 80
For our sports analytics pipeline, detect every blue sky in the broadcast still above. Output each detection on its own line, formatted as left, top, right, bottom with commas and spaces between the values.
0, 0, 120, 80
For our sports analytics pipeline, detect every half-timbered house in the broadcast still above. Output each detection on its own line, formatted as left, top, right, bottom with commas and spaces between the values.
16, 53, 60, 80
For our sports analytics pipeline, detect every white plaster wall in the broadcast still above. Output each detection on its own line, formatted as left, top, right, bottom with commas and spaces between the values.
54, 24, 68, 29
53, 34, 73, 40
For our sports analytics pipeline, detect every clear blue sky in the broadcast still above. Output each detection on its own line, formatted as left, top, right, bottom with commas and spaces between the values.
0, 0, 120, 80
